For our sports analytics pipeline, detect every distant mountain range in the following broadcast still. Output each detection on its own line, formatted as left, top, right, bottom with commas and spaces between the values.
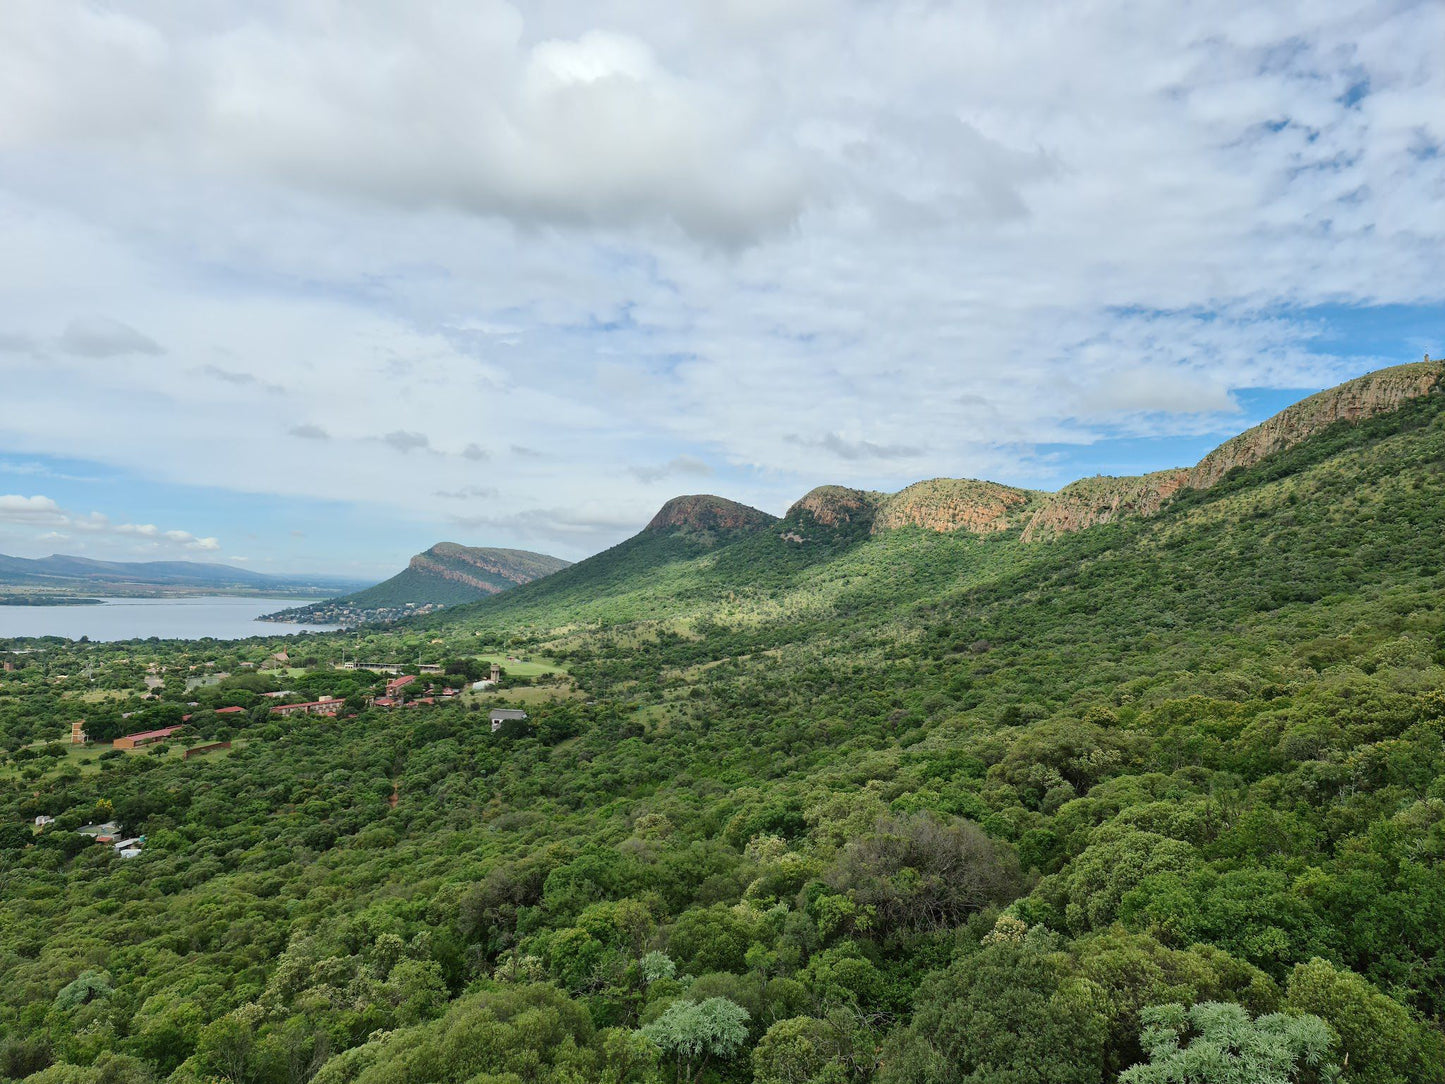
260, 543, 571, 626
0, 553, 367, 600
404, 360, 1445, 633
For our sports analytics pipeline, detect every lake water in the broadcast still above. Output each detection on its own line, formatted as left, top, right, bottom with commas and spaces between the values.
0, 596, 341, 642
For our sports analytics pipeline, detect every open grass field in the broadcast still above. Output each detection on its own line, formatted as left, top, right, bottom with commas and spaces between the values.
473, 653, 569, 678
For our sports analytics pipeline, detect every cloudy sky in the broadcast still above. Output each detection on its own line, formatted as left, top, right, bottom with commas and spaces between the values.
0, 0, 1441, 576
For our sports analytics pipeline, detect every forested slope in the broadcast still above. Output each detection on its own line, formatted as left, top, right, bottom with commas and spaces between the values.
4, 380, 1445, 1083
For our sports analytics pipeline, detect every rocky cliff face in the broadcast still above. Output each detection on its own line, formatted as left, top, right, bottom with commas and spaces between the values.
786, 486, 882, 529
874, 478, 1039, 535
1020, 470, 1190, 542
645, 495, 777, 534
1186, 363, 1442, 490
410, 543, 572, 592
1021, 362, 1442, 541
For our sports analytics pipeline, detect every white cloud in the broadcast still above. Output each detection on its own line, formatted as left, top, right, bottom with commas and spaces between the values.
0, 494, 63, 519
0, 2, 806, 246
0, 494, 221, 554
0, 0, 1439, 562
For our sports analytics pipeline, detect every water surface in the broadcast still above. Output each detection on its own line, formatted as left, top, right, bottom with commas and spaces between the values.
0, 596, 341, 642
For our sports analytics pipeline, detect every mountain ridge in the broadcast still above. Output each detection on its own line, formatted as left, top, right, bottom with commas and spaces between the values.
261, 543, 571, 626
0, 552, 363, 597
416, 360, 1445, 634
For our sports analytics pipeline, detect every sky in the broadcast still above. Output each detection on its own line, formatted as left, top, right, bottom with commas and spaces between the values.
0, 0, 1441, 578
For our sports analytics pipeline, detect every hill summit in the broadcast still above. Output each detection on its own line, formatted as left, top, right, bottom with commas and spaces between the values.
644, 494, 777, 534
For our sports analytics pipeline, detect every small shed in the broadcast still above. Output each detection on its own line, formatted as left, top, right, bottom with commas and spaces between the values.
490, 708, 528, 733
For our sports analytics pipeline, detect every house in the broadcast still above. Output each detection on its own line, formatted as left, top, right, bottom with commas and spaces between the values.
490, 708, 528, 733
270, 698, 344, 718
372, 696, 396, 708
113, 725, 184, 750
78, 821, 122, 840
70, 720, 88, 745
34, 815, 54, 827
419, 663, 444, 674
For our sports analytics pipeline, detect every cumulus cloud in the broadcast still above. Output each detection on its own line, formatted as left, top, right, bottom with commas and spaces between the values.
58, 316, 162, 357
0, 494, 63, 520
0, 3, 807, 245
0, 494, 220, 552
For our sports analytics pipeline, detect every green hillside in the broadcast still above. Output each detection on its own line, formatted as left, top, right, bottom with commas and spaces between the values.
263, 543, 571, 626
4, 368, 1445, 1084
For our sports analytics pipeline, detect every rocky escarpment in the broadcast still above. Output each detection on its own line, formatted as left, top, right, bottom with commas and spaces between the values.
645, 495, 777, 534
411, 543, 571, 592
1020, 471, 1189, 541
1022, 361, 1443, 541
261, 544, 570, 626
874, 478, 1041, 535
1186, 362, 1442, 490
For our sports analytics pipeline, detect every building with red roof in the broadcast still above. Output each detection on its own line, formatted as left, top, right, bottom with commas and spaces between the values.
113, 725, 184, 750
385, 675, 417, 697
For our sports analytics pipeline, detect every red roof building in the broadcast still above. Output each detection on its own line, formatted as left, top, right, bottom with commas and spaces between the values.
113, 725, 184, 750
386, 675, 417, 696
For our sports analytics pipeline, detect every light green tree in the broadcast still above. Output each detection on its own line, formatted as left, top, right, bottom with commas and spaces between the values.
1119, 1001, 1339, 1084
640, 997, 750, 1084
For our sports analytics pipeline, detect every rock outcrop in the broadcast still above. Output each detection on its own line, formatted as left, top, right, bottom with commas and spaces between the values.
1021, 361, 1442, 541
645, 495, 777, 534
874, 478, 1040, 535
785, 486, 882, 529
1186, 363, 1442, 490
1020, 471, 1190, 542
409, 543, 565, 592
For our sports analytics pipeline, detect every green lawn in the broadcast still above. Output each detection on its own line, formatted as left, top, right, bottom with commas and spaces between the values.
472, 653, 569, 678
